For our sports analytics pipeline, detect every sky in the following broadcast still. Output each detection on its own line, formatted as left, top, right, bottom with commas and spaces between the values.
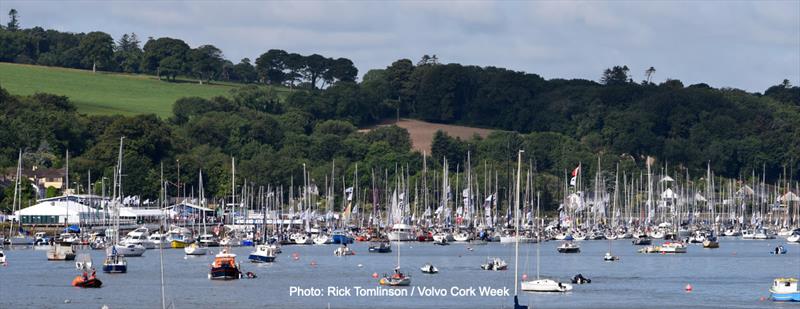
2, 1, 798, 92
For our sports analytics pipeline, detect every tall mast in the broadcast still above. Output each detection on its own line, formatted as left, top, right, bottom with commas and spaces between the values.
514, 150, 523, 296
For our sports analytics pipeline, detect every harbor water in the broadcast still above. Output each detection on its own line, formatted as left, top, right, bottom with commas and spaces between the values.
1, 239, 797, 308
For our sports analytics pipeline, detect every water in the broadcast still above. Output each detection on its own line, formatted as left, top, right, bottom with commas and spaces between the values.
1, 239, 797, 308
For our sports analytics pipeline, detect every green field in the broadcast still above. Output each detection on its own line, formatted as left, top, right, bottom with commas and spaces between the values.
0, 63, 288, 117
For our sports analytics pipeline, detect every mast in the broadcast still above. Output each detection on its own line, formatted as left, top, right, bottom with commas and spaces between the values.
514, 150, 523, 296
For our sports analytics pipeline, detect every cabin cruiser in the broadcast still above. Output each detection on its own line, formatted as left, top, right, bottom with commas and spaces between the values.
166, 226, 194, 248
248, 244, 277, 263
388, 224, 416, 241
198, 234, 220, 247
369, 242, 392, 253
659, 241, 688, 253
290, 232, 313, 245
770, 278, 800, 302
121, 228, 155, 249
109, 243, 145, 257
148, 232, 168, 248
47, 241, 76, 260
433, 231, 455, 243
331, 230, 354, 244
557, 242, 581, 253
184, 242, 209, 255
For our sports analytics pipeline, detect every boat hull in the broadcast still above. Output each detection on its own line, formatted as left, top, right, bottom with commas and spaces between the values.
209, 267, 241, 280
102, 264, 127, 273
771, 292, 800, 302
248, 254, 276, 263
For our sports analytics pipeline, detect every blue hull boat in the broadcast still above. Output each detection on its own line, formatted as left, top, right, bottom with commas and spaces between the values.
771, 292, 800, 302
248, 254, 276, 263
332, 234, 353, 244
102, 264, 127, 273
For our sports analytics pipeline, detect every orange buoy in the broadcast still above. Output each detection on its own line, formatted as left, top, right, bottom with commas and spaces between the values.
685, 284, 693, 292
292, 252, 300, 261
372, 272, 379, 278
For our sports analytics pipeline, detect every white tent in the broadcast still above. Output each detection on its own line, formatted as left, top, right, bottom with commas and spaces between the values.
779, 192, 800, 203
14, 200, 94, 225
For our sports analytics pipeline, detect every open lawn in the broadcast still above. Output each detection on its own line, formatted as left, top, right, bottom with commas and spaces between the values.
0, 62, 291, 117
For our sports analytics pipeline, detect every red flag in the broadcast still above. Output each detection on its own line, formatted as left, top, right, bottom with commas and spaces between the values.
571, 165, 580, 177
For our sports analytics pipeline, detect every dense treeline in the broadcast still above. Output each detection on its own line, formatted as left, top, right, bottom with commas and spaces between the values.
0, 9, 356, 87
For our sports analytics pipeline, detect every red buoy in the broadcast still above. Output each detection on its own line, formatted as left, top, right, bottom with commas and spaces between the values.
372, 272, 379, 278
685, 284, 693, 292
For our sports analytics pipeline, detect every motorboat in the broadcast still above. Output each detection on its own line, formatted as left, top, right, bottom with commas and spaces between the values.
723, 228, 741, 237
771, 245, 788, 255
521, 279, 573, 292
334, 245, 355, 256
248, 244, 277, 263
368, 242, 392, 253
121, 228, 155, 249
313, 234, 332, 245
557, 242, 581, 253
198, 234, 220, 247
109, 243, 145, 257
453, 231, 472, 242
788, 233, 800, 243
420, 263, 438, 274
659, 241, 687, 253
388, 224, 416, 241
71, 273, 102, 288
290, 233, 313, 245
219, 236, 241, 247
102, 251, 127, 273
166, 226, 194, 248
331, 230, 354, 244
632, 237, 652, 246
702, 235, 720, 248
379, 269, 411, 286
432, 231, 455, 243
184, 242, 209, 256
481, 257, 508, 271
7, 234, 34, 246
33, 232, 50, 245
47, 241, 76, 260
753, 228, 776, 240
148, 232, 168, 248
0, 249, 5, 264
571, 274, 591, 284
433, 238, 449, 246
770, 278, 800, 302
209, 248, 242, 280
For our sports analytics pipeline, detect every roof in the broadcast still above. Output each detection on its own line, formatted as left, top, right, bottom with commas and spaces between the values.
14, 200, 94, 216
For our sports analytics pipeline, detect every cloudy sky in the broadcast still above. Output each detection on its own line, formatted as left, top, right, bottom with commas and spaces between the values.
2, 1, 798, 92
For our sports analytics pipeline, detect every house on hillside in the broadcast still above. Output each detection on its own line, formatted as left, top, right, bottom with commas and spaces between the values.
2, 166, 69, 199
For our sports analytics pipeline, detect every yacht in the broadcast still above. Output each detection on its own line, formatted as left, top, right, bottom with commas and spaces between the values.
659, 241, 688, 253
184, 242, 209, 256
521, 279, 573, 292
387, 224, 416, 241
46, 241, 76, 260
557, 242, 581, 253
248, 244, 277, 263
121, 228, 155, 249
198, 234, 220, 247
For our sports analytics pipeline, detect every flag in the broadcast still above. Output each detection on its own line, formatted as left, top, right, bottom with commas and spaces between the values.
569, 177, 577, 186
571, 165, 580, 177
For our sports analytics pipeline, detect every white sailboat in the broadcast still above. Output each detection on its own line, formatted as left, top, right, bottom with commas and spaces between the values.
103, 137, 129, 273
7, 150, 34, 246
522, 178, 572, 292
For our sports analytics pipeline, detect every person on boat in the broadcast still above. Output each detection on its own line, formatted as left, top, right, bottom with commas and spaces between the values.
82, 271, 88, 281
90, 269, 96, 280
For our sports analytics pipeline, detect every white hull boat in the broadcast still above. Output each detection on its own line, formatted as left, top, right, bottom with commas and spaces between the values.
521, 279, 573, 292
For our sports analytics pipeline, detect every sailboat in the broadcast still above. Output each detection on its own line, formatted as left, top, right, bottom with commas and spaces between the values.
7, 150, 34, 246
379, 241, 411, 286
103, 137, 129, 273
522, 184, 573, 291
185, 171, 210, 256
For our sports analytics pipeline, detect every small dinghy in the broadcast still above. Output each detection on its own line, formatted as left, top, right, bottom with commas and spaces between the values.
334, 244, 355, 256
571, 273, 591, 284
771, 246, 788, 255
71, 270, 102, 288
420, 263, 438, 274
481, 257, 508, 271
379, 268, 411, 286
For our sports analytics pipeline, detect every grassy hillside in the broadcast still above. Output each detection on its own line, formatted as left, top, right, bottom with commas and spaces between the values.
0, 63, 291, 117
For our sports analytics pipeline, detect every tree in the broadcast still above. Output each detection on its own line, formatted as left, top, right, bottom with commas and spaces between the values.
141, 37, 190, 79
233, 58, 257, 83
158, 55, 184, 81
644, 66, 656, 84
79, 31, 114, 72
303, 53, 329, 89
114, 33, 143, 73
255, 49, 288, 85
189, 44, 224, 84
328, 57, 358, 83
601, 65, 630, 85
7, 9, 19, 31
